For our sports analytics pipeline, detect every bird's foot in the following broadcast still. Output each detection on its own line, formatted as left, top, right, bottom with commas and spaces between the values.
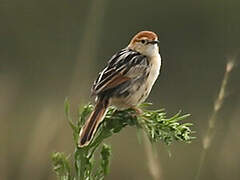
131, 106, 143, 115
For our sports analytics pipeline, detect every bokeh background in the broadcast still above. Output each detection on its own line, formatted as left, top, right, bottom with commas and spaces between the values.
1, 0, 240, 179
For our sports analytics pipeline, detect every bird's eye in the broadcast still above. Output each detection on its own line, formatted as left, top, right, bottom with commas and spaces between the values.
141, 40, 146, 44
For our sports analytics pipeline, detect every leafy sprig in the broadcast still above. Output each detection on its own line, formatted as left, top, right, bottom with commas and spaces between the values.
52, 100, 194, 180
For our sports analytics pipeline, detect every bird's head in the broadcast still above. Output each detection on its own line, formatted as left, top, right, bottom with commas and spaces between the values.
128, 31, 159, 57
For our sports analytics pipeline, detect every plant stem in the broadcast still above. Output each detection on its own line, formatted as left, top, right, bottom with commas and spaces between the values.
143, 133, 163, 180
195, 60, 235, 180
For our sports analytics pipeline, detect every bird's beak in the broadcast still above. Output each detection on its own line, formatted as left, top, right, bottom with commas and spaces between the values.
148, 40, 160, 45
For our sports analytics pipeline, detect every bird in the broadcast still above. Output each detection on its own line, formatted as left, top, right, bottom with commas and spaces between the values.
79, 31, 161, 147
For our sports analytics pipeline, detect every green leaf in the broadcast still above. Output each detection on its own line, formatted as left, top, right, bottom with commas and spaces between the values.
100, 144, 111, 176
52, 101, 194, 180
52, 152, 72, 180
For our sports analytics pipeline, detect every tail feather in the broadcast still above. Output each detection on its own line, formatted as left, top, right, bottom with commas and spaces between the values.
79, 98, 109, 147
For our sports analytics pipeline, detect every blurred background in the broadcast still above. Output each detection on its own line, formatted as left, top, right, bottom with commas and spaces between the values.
1, 0, 240, 179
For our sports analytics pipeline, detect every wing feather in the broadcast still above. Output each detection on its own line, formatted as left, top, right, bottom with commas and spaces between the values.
92, 49, 149, 96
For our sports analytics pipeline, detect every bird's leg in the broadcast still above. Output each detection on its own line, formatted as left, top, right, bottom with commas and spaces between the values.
131, 106, 143, 115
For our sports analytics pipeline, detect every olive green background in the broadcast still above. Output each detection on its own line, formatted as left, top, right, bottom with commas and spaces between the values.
1, 0, 240, 179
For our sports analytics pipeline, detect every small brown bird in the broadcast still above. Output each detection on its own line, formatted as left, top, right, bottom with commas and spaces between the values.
79, 31, 161, 147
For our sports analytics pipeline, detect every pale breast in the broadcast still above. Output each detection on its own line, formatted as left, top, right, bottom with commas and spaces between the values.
135, 54, 161, 104
111, 54, 161, 109
146, 54, 161, 91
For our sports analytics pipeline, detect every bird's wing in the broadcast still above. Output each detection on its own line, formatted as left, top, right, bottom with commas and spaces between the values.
92, 49, 149, 95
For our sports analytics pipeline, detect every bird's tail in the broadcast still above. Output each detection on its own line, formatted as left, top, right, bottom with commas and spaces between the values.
78, 97, 109, 147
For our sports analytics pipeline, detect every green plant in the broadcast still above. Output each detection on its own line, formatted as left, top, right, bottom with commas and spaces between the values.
52, 100, 194, 180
